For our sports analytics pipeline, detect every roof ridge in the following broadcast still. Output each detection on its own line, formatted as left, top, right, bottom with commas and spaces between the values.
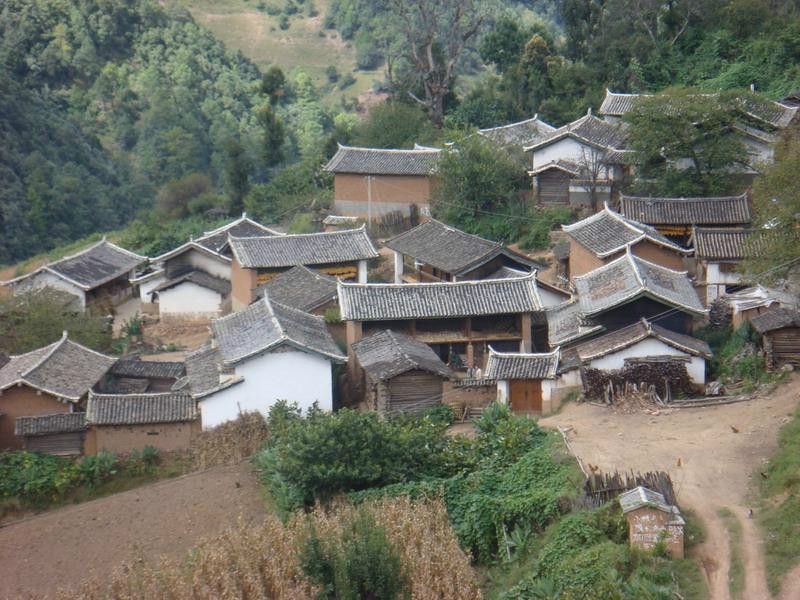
621, 191, 749, 202
338, 270, 537, 290
386, 329, 415, 371
228, 225, 367, 242
487, 347, 560, 358
335, 144, 441, 154
89, 390, 191, 399
478, 115, 552, 133
21, 334, 68, 378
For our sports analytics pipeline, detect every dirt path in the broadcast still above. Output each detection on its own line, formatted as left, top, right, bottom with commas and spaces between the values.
540, 375, 800, 600
0, 462, 266, 599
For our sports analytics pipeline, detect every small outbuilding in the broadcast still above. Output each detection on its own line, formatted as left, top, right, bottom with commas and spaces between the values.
14, 413, 88, 456
352, 330, 452, 415
750, 307, 800, 370
619, 486, 685, 559
485, 348, 562, 415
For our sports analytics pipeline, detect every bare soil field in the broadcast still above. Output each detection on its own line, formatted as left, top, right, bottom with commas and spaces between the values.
541, 374, 800, 600
0, 462, 266, 599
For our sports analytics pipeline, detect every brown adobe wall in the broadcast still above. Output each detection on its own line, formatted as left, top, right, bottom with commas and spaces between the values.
230, 257, 258, 311
87, 420, 201, 455
0, 386, 71, 450
334, 174, 434, 219
567, 238, 606, 279
442, 380, 496, 418
625, 505, 684, 559
631, 240, 686, 271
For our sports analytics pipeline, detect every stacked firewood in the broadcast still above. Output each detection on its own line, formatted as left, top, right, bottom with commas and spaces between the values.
582, 360, 693, 405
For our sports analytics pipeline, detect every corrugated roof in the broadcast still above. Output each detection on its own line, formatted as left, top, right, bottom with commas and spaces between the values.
385, 219, 538, 275
228, 227, 378, 269
563, 205, 689, 258
0, 333, 116, 401
352, 330, 452, 380
619, 486, 671, 513
484, 347, 560, 380
691, 227, 756, 261
478, 115, 556, 148
211, 297, 346, 365
324, 144, 441, 176
15, 412, 88, 436
574, 318, 712, 361
255, 265, 338, 312
750, 307, 800, 334
619, 193, 751, 226
338, 274, 543, 321
573, 252, 705, 317
87, 391, 197, 425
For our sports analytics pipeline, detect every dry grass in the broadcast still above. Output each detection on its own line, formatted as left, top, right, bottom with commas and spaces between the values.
53, 497, 481, 600
191, 412, 270, 470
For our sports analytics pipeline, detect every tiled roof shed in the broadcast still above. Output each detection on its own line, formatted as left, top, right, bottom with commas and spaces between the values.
227, 227, 379, 269
384, 219, 541, 276
478, 115, 556, 148
691, 228, 757, 261
485, 348, 560, 380
211, 297, 346, 365
619, 193, 751, 226
563, 205, 690, 258
324, 144, 441, 176
573, 318, 712, 362
152, 270, 231, 296
352, 330, 452, 381
0, 333, 117, 401
110, 358, 186, 380
15, 412, 88, 436
573, 252, 706, 317
750, 307, 800, 334
338, 273, 543, 321
255, 265, 338, 312
87, 391, 197, 425
6, 240, 146, 291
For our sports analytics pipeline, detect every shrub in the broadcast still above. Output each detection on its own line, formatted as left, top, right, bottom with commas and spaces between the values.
519, 207, 577, 250
0, 451, 79, 505
424, 403, 455, 427
78, 451, 118, 487
325, 65, 339, 83
278, 14, 289, 30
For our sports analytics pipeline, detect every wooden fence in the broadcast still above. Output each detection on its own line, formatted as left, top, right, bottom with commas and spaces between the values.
583, 470, 676, 507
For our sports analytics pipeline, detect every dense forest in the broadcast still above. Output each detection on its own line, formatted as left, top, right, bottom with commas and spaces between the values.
3, 0, 800, 265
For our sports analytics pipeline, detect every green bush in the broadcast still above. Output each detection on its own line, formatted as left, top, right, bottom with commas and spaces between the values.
519, 207, 577, 250
78, 451, 118, 487
300, 511, 407, 599
423, 404, 455, 427
0, 451, 79, 506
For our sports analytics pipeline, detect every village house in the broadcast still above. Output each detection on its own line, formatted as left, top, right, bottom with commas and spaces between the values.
477, 115, 556, 150
599, 89, 798, 169
0, 332, 116, 450
572, 251, 707, 334
132, 214, 280, 319
383, 219, 557, 291
338, 274, 544, 376
226, 226, 379, 310
690, 227, 756, 305
524, 110, 630, 207
565, 318, 712, 387
750, 307, 800, 371
324, 144, 441, 225
4, 239, 146, 312
485, 347, 569, 415
619, 192, 751, 244
254, 265, 338, 315
562, 205, 691, 279
543, 299, 605, 350
183, 296, 346, 429
619, 486, 685, 559
725, 285, 798, 328
102, 357, 186, 394
83, 391, 200, 455
351, 329, 452, 415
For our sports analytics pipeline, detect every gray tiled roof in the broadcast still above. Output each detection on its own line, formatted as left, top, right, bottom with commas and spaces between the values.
619, 486, 671, 514
484, 348, 559, 380
620, 193, 751, 226
152, 270, 231, 296
324, 144, 441, 176
87, 391, 197, 425
0, 334, 117, 401
385, 219, 539, 275
352, 330, 452, 380
528, 159, 582, 176
228, 227, 379, 269
691, 227, 756, 261
562, 205, 689, 258
545, 300, 604, 347
478, 115, 556, 148
184, 345, 225, 398
110, 358, 185, 380
525, 113, 629, 152
323, 215, 360, 226
598, 90, 647, 116
750, 307, 800, 334
255, 265, 338, 312
15, 412, 88, 436
153, 216, 280, 262
488, 266, 529, 280
338, 274, 543, 321
8, 240, 145, 291
574, 318, 712, 362
212, 297, 346, 365
574, 252, 705, 317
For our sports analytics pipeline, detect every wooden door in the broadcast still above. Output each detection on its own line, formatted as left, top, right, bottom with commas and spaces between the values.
509, 379, 542, 413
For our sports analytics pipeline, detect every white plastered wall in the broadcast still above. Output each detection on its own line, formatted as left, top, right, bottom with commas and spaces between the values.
158, 281, 223, 317
198, 349, 335, 429
532, 138, 614, 179
14, 271, 86, 309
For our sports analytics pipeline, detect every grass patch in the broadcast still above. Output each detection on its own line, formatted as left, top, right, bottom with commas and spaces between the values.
718, 507, 745, 599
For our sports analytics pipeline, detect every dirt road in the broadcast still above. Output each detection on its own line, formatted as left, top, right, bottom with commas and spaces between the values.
0, 462, 266, 599
541, 375, 800, 600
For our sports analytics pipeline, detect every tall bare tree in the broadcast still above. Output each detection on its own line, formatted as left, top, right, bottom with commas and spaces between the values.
387, 0, 488, 128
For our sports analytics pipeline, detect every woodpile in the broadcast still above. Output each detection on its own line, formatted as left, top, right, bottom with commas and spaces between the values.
582, 359, 693, 409
584, 470, 676, 507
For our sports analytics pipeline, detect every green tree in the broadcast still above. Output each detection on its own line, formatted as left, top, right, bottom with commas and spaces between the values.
256, 105, 285, 167
156, 173, 215, 220
261, 65, 286, 106
224, 139, 252, 214
624, 89, 747, 196
742, 126, 800, 285
354, 102, 435, 148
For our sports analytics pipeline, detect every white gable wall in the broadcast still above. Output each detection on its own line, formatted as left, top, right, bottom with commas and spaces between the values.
588, 337, 706, 385
14, 271, 86, 309
164, 248, 230, 280
198, 349, 335, 429
539, 286, 569, 308
532, 138, 614, 179
158, 281, 223, 318
138, 272, 166, 303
